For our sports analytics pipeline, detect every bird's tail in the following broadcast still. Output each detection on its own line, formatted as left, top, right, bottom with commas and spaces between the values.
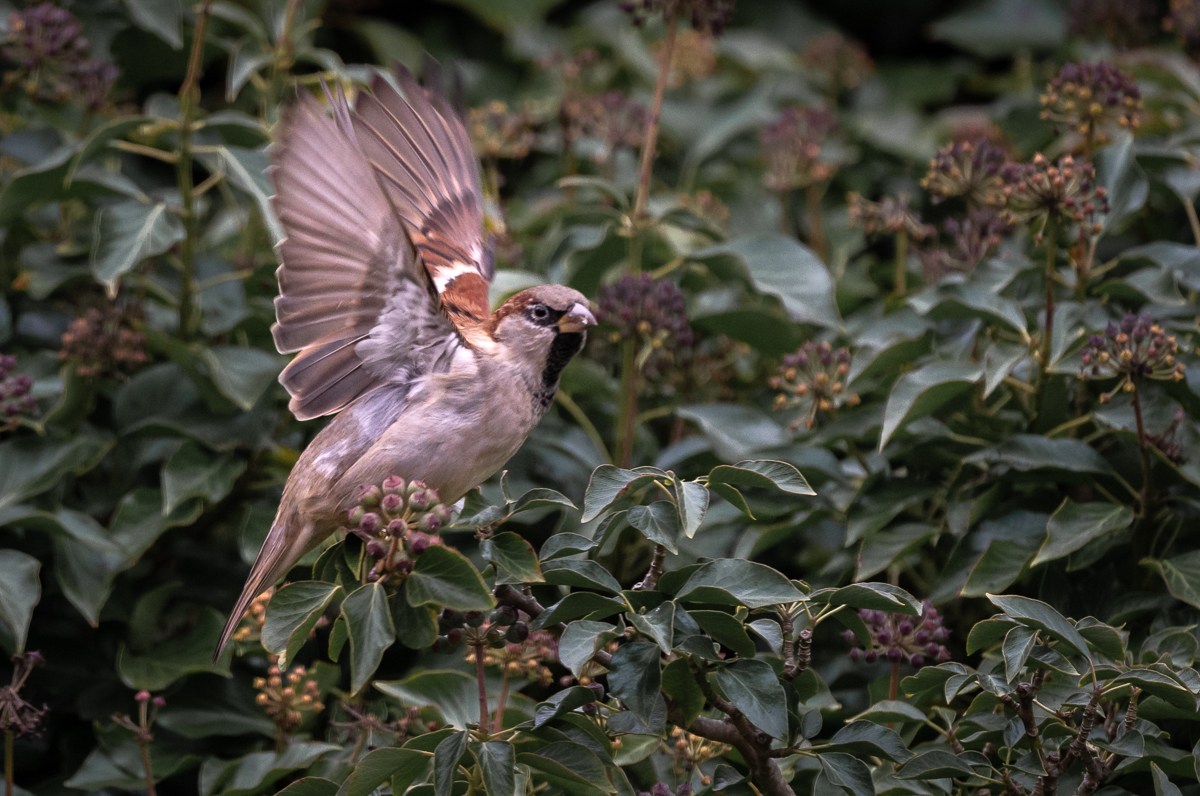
213, 522, 303, 664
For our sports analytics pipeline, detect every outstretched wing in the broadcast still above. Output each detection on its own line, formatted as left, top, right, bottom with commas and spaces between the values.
351, 67, 494, 340
270, 86, 466, 421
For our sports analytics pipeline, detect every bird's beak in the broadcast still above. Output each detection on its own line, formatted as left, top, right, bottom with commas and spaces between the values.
558, 303, 596, 333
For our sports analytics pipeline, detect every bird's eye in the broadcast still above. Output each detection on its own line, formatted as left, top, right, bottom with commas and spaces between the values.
530, 304, 550, 321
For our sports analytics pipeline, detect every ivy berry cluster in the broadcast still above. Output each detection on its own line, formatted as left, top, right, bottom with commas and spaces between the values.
844, 602, 952, 667
350, 476, 451, 583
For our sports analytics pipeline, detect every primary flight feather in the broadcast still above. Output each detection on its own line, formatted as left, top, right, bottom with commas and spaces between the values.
215, 67, 594, 660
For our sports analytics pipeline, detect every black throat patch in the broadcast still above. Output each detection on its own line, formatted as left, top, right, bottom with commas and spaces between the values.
534, 331, 584, 411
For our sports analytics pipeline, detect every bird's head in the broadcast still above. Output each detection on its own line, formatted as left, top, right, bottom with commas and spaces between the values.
490, 284, 595, 378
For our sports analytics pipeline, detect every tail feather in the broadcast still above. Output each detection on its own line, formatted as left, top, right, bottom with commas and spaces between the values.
214, 524, 303, 664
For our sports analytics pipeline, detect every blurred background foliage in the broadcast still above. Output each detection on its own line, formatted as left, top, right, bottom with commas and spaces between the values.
2, 0, 1200, 794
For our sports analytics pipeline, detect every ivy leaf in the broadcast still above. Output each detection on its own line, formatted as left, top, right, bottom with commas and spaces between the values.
434, 731, 469, 796
675, 559, 805, 608
558, 621, 620, 678
661, 658, 704, 727
161, 441, 246, 514
819, 753, 875, 796
1152, 762, 1183, 796
375, 670, 486, 729
342, 582, 395, 694
675, 404, 790, 463
90, 201, 185, 297
261, 581, 341, 669
0, 550, 40, 653
541, 559, 622, 595
275, 779, 339, 796
898, 749, 977, 779
121, 0, 183, 48
481, 532, 543, 585
627, 502, 683, 553
827, 721, 913, 763
627, 601, 674, 654
689, 610, 756, 658
675, 480, 709, 538
1144, 551, 1200, 612
880, 361, 983, 449
1032, 499, 1134, 566
581, 466, 664, 522
986, 594, 1089, 659
713, 659, 787, 740
824, 582, 922, 616
532, 593, 624, 629
607, 641, 661, 726
345, 749, 430, 796
474, 741, 516, 796
1002, 626, 1039, 682
116, 607, 229, 690
965, 435, 1113, 476
540, 533, 599, 561
517, 742, 615, 795
406, 547, 494, 611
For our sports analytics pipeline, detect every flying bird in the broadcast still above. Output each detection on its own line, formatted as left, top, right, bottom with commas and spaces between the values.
215, 68, 595, 660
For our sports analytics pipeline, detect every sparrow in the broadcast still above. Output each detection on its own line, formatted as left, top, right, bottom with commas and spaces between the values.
215, 67, 595, 660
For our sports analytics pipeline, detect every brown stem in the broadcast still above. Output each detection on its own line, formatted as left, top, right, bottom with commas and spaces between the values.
175, 1, 212, 341
892, 231, 908, 297
805, 184, 827, 261
1124, 688, 1140, 732
1131, 385, 1152, 515
4, 730, 12, 796
778, 190, 792, 236
616, 339, 640, 467
1184, 197, 1200, 247
1034, 217, 1059, 420
665, 701, 794, 796
492, 671, 511, 734
474, 643, 490, 738
632, 4, 679, 222
139, 740, 157, 796
633, 544, 666, 590
888, 661, 900, 701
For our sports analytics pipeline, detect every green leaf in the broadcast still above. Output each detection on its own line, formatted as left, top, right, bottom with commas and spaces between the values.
627, 601, 674, 654
342, 582, 396, 694
475, 741, 516, 796
391, 592, 439, 650
965, 435, 1113, 476
540, 533, 599, 561
692, 236, 840, 329
1032, 499, 1134, 566
689, 610, 756, 658
541, 559, 623, 595
121, 0, 183, 47
627, 502, 683, 554
1152, 762, 1183, 796
261, 581, 341, 669
675, 404, 790, 463
0, 550, 40, 653
434, 731, 469, 796
161, 441, 246, 514
195, 145, 284, 242
198, 346, 284, 411
967, 617, 1020, 654
0, 435, 112, 510
880, 361, 983, 449
1076, 617, 1125, 660
1113, 667, 1197, 711
275, 778, 339, 796
581, 466, 662, 522
706, 460, 814, 519
713, 659, 787, 740
825, 582, 922, 616
534, 686, 597, 728
345, 749, 430, 796
90, 201, 185, 296
661, 658, 704, 727
607, 641, 661, 726
558, 621, 620, 678
961, 538, 1038, 598
987, 594, 1090, 659
1097, 132, 1149, 230
819, 753, 875, 796
481, 532, 543, 585
376, 670, 487, 729
676, 559, 806, 608
406, 546, 494, 612
898, 749, 977, 779
517, 741, 615, 794
1145, 551, 1200, 612
852, 700, 928, 725
827, 721, 913, 763
1002, 625, 1039, 682
532, 593, 624, 629
676, 480, 709, 539
116, 607, 229, 690
930, 0, 1064, 57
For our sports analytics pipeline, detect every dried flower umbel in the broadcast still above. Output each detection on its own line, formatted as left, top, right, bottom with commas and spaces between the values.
1147, 408, 1187, 465
0, 355, 35, 432
1068, 0, 1154, 47
848, 193, 934, 296
1081, 314, 1187, 401
618, 0, 736, 35
254, 655, 325, 744
351, 476, 451, 584
0, 652, 46, 739
844, 602, 952, 668
469, 101, 538, 161
596, 274, 694, 384
2, 3, 118, 110
1000, 154, 1108, 243
1040, 62, 1143, 158
674, 189, 730, 233
657, 28, 717, 87
59, 305, 148, 380
770, 341, 858, 430
919, 209, 1011, 279
801, 32, 873, 96
921, 139, 1008, 208
760, 107, 839, 193
669, 726, 729, 779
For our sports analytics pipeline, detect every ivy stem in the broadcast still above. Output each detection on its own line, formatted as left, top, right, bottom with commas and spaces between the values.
175, 1, 212, 341
474, 643, 490, 739
1131, 384, 1152, 516
1183, 196, 1200, 246
805, 184, 827, 261
493, 671, 511, 734
633, 544, 666, 591
4, 730, 12, 796
1034, 217, 1059, 420
139, 739, 157, 796
615, 339, 640, 467
892, 230, 908, 297
632, 3, 679, 223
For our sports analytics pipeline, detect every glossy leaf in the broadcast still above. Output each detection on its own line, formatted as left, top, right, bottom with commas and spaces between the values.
261, 581, 341, 669
342, 582, 396, 694
406, 547, 494, 611
713, 659, 787, 740
607, 641, 661, 726
0, 550, 40, 653
879, 361, 983, 449
1032, 499, 1134, 566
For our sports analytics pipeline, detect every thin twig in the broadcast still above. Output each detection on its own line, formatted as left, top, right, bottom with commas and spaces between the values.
1034, 217, 1059, 420
1131, 385, 1152, 515
633, 544, 666, 591
632, 4, 679, 222
175, 1, 212, 341
474, 643, 490, 739
4, 730, 12, 796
